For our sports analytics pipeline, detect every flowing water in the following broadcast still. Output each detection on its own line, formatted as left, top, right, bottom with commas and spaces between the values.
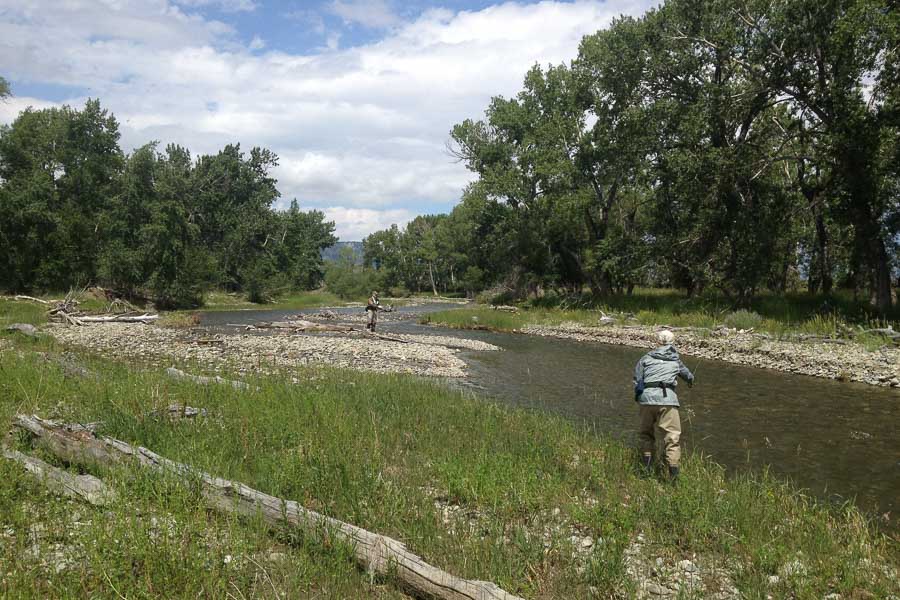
201, 304, 900, 525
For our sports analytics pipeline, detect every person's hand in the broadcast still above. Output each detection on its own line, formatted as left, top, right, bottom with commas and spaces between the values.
688, 379, 694, 388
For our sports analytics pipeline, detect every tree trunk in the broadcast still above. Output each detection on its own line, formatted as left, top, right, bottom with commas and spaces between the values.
12, 415, 525, 600
428, 262, 438, 297
810, 198, 832, 294
1, 448, 115, 506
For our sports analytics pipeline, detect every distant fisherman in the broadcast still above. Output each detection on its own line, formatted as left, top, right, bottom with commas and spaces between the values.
366, 291, 381, 332
633, 330, 695, 481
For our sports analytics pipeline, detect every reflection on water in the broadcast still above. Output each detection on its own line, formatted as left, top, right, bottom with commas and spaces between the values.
201, 306, 900, 524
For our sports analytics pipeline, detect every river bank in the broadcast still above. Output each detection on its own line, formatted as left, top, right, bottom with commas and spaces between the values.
0, 340, 897, 598
424, 309, 900, 388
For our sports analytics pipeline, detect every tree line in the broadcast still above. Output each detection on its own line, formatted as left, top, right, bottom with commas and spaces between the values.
0, 95, 336, 307
361, 0, 899, 312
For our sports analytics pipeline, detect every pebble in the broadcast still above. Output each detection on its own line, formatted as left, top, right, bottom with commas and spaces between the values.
677, 559, 697, 573
47, 322, 498, 379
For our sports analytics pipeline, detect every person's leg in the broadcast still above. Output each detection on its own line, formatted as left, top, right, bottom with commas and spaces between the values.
657, 407, 682, 479
372, 309, 378, 331
367, 309, 375, 331
638, 406, 658, 471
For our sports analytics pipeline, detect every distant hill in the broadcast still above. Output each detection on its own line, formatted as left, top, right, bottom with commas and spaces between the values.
321, 241, 364, 264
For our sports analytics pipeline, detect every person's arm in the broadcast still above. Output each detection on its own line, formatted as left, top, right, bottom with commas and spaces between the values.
633, 358, 645, 400
677, 359, 694, 387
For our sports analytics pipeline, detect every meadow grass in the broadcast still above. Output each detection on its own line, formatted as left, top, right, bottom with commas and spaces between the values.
202, 289, 348, 311
0, 334, 897, 598
426, 288, 900, 348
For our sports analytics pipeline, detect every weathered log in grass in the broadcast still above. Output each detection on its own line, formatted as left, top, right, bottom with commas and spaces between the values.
5, 323, 39, 337
12, 295, 52, 305
1, 448, 115, 505
165, 367, 252, 391
12, 414, 524, 600
73, 313, 159, 324
148, 403, 208, 419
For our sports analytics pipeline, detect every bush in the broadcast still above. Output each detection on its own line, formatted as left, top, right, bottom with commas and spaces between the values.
724, 309, 763, 330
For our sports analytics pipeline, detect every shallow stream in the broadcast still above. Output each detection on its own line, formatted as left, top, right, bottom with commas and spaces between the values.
201, 304, 900, 526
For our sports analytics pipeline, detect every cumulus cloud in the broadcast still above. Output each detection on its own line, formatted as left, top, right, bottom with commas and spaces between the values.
175, 0, 258, 12
0, 0, 658, 239
328, 0, 400, 29
323, 207, 415, 241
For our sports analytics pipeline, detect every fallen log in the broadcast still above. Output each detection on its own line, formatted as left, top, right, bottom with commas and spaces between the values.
13, 295, 51, 305
364, 331, 410, 344
13, 415, 524, 600
73, 313, 159, 324
149, 403, 208, 419
165, 367, 252, 391
5, 323, 39, 337
1, 447, 115, 505
258, 320, 353, 333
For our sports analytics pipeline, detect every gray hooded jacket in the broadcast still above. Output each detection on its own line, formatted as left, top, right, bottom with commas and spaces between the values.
633, 345, 694, 407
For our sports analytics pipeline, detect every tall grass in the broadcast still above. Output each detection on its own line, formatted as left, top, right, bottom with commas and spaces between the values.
428, 288, 899, 347
0, 341, 896, 598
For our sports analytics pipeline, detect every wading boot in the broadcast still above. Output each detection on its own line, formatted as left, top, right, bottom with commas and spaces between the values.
668, 465, 680, 484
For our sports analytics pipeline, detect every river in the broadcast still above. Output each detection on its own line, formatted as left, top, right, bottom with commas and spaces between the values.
201, 304, 900, 526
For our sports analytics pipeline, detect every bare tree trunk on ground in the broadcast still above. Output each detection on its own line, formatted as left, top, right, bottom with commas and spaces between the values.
12, 415, 525, 600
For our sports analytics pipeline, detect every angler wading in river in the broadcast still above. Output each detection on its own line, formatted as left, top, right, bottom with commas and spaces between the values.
633, 329, 695, 482
366, 291, 392, 332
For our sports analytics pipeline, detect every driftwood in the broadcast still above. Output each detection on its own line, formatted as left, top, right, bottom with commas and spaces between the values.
1, 447, 115, 505
165, 367, 252, 391
148, 403, 208, 419
13, 295, 52, 305
13, 415, 524, 600
72, 313, 158, 324
858, 328, 900, 340
5, 323, 39, 337
364, 331, 410, 344
258, 320, 353, 333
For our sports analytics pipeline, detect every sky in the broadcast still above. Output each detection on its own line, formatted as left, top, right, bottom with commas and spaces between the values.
0, 0, 657, 240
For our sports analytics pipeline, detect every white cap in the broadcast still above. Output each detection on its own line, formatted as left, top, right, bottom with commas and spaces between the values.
657, 330, 675, 345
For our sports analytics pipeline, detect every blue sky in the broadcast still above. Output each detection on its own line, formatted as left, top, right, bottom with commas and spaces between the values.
0, 0, 657, 239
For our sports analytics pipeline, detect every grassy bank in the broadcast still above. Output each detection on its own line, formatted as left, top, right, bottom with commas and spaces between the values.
0, 334, 896, 598
201, 289, 348, 311
424, 289, 900, 347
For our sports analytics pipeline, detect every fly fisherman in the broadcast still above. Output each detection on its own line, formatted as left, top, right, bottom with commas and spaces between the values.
633, 329, 695, 481
365, 291, 381, 332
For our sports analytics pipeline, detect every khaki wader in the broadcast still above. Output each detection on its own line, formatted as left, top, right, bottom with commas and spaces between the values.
366, 307, 377, 330
638, 405, 681, 467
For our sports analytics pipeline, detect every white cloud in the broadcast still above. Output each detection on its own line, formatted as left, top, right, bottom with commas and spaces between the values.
249, 35, 265, 50
175, 0, 258, 12
0, 0, 659, 240
323, 207, 415, 241
329, 0, 399, 29
0, 96, 60, 123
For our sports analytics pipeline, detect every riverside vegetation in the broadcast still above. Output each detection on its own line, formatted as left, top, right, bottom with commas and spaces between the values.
1, 308, 899, 598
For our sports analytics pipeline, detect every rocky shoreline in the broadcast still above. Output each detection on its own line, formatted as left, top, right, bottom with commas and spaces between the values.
522, 323, 900, 389
46, 323, 499, 379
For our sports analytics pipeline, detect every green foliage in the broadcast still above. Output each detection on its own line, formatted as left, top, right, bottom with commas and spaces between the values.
0, 105, 336, 308
383, 0, 900, 313
325, 247, 381, 300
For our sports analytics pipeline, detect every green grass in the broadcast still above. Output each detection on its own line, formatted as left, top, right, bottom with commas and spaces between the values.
426, 288, 900, 348
0, 336, 897, 598
202, 289, 348, 311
